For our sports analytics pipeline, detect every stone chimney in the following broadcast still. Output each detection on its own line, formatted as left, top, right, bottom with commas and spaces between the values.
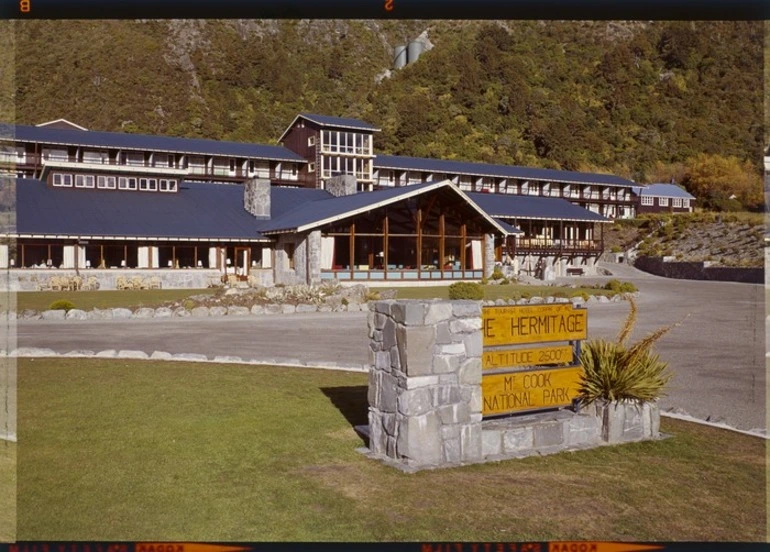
326, 174, 358, 197
244, 178, 271, 219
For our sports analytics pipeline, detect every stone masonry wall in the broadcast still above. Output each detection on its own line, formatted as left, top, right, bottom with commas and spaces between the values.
326, 174, 358, 197
367, 300, 483, 469
243, 178, 271, 218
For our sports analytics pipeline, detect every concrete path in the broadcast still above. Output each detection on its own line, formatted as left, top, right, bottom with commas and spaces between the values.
15, 262, 766, 433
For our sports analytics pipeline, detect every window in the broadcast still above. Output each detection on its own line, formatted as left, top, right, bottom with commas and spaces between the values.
682, 199, 690, 208
53, 173, 63, 186
105, 176, 116, 189
672, 198, 683, 208
83, 151, 107, 164
127, 178, 137, 190
97, 176, 106, 188
147, 178, 157, 191
125, 152, 145, 167
641, 196, 654, 206
308, 136, 316, 147
62, 174, 72, 187
75, 174, 86, 188
84, 175, 95, 188
42, 148, 68, 161
308, 163, 315, 173
658, 197, 669, 207
159, 179, 177, 192
118, 177, 128, 190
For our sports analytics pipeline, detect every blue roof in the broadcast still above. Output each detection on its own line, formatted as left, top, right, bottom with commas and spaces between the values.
298, 113, 380, 131
258, 182, 438, 234
374, 154, 635, 188
258, 181, 508, 235
632, 184, 695, 199
493, 218, 522, 235
1, 123, 306, 163
467, 192, 610, 223
11, 178, 271, 241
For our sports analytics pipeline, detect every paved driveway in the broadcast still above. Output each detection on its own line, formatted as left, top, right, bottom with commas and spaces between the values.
15, 262, 766, 433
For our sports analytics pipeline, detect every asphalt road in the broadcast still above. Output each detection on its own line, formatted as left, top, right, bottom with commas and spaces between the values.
15, 262, 766, 433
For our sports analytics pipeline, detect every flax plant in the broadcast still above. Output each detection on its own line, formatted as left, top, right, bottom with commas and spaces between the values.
578, 297, 684, 405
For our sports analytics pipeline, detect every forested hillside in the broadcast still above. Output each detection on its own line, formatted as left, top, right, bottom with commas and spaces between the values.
4, 20, 764, 205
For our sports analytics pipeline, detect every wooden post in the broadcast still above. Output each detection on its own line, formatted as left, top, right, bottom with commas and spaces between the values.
172, 245, 176, 268
460, 223, 467, 272
20, 243, 24, 268
349, 223, 355, 279
416, 208, 422, 279
383, 215, 389, 279
47, 244, 52, 265
194, 246, 198, 268
439, 212, 445, 279
124, 245, 128, 268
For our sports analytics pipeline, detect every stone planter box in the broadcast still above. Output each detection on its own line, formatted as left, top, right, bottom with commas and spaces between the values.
592, 399, 660, 443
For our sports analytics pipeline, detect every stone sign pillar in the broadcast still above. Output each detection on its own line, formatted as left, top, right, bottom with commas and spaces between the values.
484, 233, 495, 279
367, 300, 483, 469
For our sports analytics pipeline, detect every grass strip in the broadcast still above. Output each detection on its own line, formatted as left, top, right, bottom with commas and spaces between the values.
0, 440, 16, 542
17, 357, 765, 541
16, 289, 217, 312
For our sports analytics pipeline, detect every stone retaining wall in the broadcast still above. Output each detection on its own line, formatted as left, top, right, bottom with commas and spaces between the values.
2, 269, 224, 291
634, 256, 763, 284
365, 299, 660, 471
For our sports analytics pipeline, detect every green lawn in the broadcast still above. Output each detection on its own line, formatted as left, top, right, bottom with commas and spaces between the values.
17, 358, 765, 541
15, 289, 217, 312
378, 284, 613, 301
0, 440, 15, 543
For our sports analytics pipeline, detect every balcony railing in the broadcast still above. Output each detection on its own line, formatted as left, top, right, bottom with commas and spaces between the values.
511, 238, 602, 254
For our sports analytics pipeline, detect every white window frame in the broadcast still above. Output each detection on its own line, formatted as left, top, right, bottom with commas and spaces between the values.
105, 176, 116, 189
308, 163, 315, 173
658, 197, 669, 207
97, 176, 107, 189
84, 175, 95, 188
118, 177, 128, 190
682, 198, 690, 208
672, 198, 683, 208
641, 196, 654, 206
139, 178, 149, 191
52, 173, 63, 186
75, 174, 86, 188
127, 177, 137, 190
308, 136, 316, 147
147, 178, 157, 191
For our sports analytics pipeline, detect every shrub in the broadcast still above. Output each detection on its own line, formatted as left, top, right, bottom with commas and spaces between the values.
578, 297, 684, 405
604, 280, 637, 294
182, 299, 196, 311
491, 267, 505, 280
610, 245, 623, 253
448, 282, 484, 300
49, 299, 75, 312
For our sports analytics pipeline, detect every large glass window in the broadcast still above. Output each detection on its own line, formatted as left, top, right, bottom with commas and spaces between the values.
641, 196, 653, 206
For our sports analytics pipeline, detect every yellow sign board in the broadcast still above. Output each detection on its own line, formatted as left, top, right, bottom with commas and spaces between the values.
482, 344, 574, 370
482, 304, 587, 346
482, 366, 584, 416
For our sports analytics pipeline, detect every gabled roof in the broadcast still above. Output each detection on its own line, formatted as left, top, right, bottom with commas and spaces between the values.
374, 154, 635, 188
632, 184, 695, 199
278, 113, 380, 142
1, 123, 306, 163
257, 180, 511, 235
467, 192, 611, 223
8, 178, 270, 241
35, 118, 88, 131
